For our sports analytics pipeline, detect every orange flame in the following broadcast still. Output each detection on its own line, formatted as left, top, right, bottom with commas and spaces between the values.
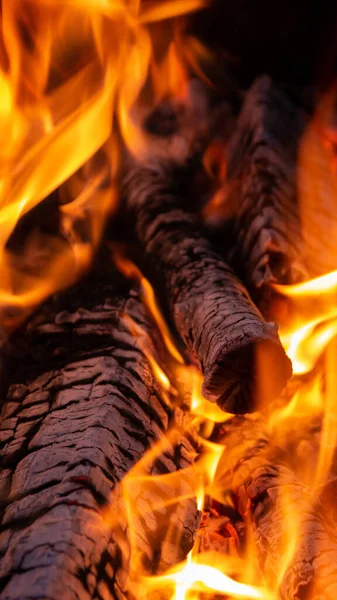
113, 249, 184, 364
5, 3, 337, 598
144, 552, 268, 600
113, 176, 337, 598
271, 270, 337, 493
0, 0, 204, 332
273, 270, 337, 375
112, 254, 269, 599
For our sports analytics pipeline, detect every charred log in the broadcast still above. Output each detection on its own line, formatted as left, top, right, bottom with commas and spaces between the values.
123, 159, 292, 414
215, 416, 337, 600
222, 76, 312, 293
0, 251, 199, 600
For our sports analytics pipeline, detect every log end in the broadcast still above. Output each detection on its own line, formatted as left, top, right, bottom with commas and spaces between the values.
202, 325, 292, 414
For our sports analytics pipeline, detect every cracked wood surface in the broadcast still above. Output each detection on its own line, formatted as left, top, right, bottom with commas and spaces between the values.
224, 76, 312, 291
0, 255, 199, 600
123, 159, 291, 414
216, 416, 337, 599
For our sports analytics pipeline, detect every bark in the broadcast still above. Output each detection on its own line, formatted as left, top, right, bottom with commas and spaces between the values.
224, 76, 312, 292
122, 159, 292, 414
215, 416, 337, 600
0, 252, 199, 600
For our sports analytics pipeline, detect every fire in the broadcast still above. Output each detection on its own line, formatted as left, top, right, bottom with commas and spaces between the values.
113, 236, 337, 599
272, 273, 337, 490
143, 553, 267, 600
111, 254, 271, 599
273, 270, 337, 375
0, 0, 203, 333
3, 1, 337, 598
113, 248, 184, 364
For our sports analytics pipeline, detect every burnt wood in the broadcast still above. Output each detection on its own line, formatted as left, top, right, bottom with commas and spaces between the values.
223, 76, 312, 292
123, 158, 292, 414
0, 252, 199, 600
216, 416, 337, 599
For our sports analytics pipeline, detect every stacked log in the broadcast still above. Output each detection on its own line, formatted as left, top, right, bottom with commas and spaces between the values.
222, 76, 312, 290
212, 416, 337, 599
123, 158, 292, 414
1, 22, 337, 598
0, 250, 199, 600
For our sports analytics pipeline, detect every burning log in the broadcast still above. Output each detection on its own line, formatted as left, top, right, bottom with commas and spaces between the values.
223, 76, 312, 291
123, 158, 292, 414
0, 250, 199, 600
215, 416, 337, 599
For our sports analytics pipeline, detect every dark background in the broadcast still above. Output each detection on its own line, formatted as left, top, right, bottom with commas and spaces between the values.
188, 0, 337, 90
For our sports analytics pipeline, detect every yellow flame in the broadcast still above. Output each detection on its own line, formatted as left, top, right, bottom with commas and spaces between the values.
255, 93, 337, 593
268, 376, 322, 430
121, 312, 173, 399
112, 256, 269, 599
272, 271, 337, 493
274, 270, 337, 374
314, 337, 337, 488
274, 269, 337, 297
114, 250, 184, 364
144, 554, 268, 600
0, 3, 271, 599
0, 0, 204, 332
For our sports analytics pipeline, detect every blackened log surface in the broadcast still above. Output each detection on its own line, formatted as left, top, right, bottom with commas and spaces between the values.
224, 76, 311, 292
216, 417, 337, 600
123, 160, 292, 414
0, 259, 198, 600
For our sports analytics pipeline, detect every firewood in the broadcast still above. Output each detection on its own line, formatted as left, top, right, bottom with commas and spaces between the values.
0, 249, 199, 600
223, 76, 312, 292
215, 416, 337, 599
122, 159, 292, 414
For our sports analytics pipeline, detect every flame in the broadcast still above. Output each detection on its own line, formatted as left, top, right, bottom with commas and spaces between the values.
122, 311, 173, 399
267, 93, 337, 464
6, 2, 337, 597
0, 0, 204, 333
247, 92, 337, 596
273, 270, 337, 374
144, 552, 268, 600
112, 255, 269, 599
113, 183, 337, 598
114, 249, 185, 364
271, 267, 337, 489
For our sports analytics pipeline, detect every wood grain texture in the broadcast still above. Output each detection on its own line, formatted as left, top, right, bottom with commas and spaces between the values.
224, 76, 312, 291
123, 159, 292, 414
0, 254, 199, 600
216, 416, 337, 599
